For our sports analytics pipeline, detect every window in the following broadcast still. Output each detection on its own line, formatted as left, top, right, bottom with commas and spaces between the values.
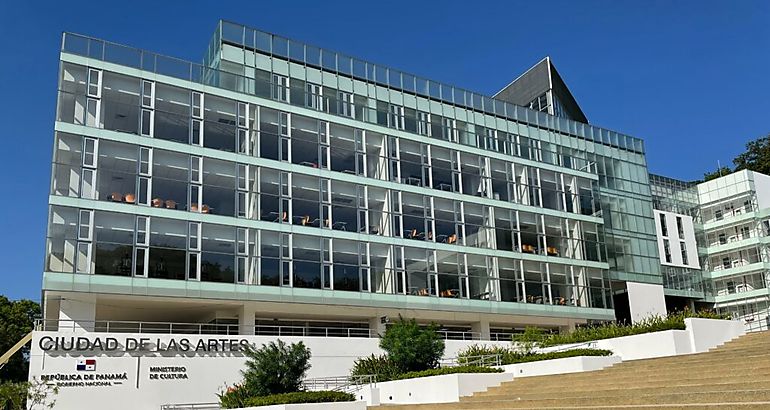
388, 104, 403, 130
663, 239, 671, 263
87, 69, 102, 98
141, 80, 154, 108
715, 209, 723, 221
417, 111, 430, 136
680, 242, 689, 265
272, 74, 289, 102
306, 83, 323, 110
658, 214, 668, 237
338, 91, 353, 118
676, 216, 684, 239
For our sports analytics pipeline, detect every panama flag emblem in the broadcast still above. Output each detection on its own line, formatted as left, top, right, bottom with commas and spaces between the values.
76, 359, 96, 371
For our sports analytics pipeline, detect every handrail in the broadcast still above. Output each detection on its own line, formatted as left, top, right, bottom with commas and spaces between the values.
35, 319, 375, 338
440, 353, 502, 368
159, 403, 219, 410
302, 374, 375, 392
0, 331, 33, 371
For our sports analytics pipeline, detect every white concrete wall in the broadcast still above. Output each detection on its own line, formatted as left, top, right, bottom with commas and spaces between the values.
500, 355, 621, 378
626, 282, 667, 323
27, 332, 509, 410
375, 373, 513, 405
686, 317, 745, 353
653, 210, 700, 269
751, 171, 770, 209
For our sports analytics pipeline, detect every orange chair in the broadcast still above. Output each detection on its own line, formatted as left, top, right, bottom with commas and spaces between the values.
151, 198, 163, 207
447, 234, 457, 244
201, 205, 210, 214
124, 193, 136, 204
190, 203, 199, 212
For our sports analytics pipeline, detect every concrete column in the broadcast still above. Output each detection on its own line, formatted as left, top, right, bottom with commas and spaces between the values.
369, 317, 387, 338
559, 322, 577, 334
238, 305, 257, 335
59, 295, 96, 332
471, 320, 491, 340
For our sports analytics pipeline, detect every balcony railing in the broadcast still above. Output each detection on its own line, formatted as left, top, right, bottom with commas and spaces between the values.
35, 319, 487, 340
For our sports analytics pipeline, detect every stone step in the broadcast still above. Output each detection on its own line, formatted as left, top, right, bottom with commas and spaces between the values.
383, 390, 770, 409
373, 401, 770, 410
467, 381, 770, 401
486, 372, 770, 391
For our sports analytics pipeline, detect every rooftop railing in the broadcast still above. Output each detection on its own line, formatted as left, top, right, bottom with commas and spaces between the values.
60, 30, 645, 155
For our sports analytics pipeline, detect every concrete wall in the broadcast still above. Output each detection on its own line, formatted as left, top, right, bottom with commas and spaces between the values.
500, 355, 620, 378
626, 282, 667, 323
374, 373, 513, 405
653, 210, 700, 269
27, 332, 509, 410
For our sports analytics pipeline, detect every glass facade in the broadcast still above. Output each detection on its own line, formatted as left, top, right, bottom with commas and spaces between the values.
46, 21, 668, 325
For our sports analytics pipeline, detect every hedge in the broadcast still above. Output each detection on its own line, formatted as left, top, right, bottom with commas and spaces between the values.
243, 391, 355, 407
393, 366, 503, 381
457, 345, 612, 366
538, 309, 730, 347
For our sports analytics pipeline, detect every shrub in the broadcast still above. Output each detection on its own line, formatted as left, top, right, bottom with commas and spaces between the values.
457, 344, 612, 366
243, 391, 354, 407
511, 326, 547, 354
241, 340, 311, 397
218, 384, 252, 409
539, 308, 731, 347
394, 366, 502, 381
349, 354, 402, 382
380, 317, 445, 373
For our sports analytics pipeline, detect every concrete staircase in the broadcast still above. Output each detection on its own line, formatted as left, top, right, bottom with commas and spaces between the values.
375, 330, 770, 409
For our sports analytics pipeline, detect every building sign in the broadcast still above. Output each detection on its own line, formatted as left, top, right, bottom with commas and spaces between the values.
148, 366, 189, 380
38, 336, 251, 353
40, 360, 128, 388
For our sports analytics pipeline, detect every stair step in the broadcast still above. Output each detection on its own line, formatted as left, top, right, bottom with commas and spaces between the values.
467, 381, 770, 401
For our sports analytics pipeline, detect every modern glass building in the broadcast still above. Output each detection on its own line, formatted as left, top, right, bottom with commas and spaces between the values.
651, 171, 770, 329
43, 20, 664, 338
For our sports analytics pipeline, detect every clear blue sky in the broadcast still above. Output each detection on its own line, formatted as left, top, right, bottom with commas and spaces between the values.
1, 0, 768, 301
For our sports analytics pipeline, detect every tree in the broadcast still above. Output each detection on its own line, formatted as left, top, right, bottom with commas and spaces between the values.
379, 317, 445, 373
702, 166, 733, 182
0, 297, 40, 382
0, 379, 57, 410
734, 135, 770, 175
241, 340, 311, 397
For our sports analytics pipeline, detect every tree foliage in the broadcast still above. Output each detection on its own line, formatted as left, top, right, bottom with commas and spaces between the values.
379, 317, 445, 373
700, 134, 770, 182
0, 297, 40, 382
240, 340, 311, 397
0, 379, 58, 410
702, 166, 733, 182
734, 135, 770, 175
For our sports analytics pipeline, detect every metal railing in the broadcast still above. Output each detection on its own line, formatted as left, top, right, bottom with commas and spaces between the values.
302, 374, 376, 393
744, 317, 770, 333
35, 319, 493, 340
35, 319, 375, 338
60, 30, 645, 156
440, 353, 502, 368
160, 404, 219, 410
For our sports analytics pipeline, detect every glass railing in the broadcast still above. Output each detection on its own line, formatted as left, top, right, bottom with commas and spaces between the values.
61, 30, 645, 155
